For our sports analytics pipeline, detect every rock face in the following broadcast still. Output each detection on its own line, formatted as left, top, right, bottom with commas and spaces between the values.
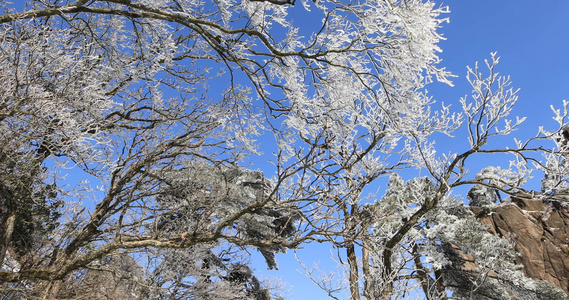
471, 198, 569, 293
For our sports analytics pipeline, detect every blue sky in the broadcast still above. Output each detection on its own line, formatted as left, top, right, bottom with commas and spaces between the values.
261, 1, 569, 299
433, 1, 569, 134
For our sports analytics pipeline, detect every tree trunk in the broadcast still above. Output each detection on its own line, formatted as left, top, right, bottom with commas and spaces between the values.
413, 244, 431, 300
434, 269, 448, 300
347, 242, 360, 300
362, 240, 375, 299
0, 210, 16, 268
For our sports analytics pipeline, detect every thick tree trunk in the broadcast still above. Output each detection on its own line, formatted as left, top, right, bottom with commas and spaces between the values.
361, 241, 375, 299
347, 242, 360, 300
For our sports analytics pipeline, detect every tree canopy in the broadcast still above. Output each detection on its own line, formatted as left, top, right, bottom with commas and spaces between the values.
0, 0, 568, 299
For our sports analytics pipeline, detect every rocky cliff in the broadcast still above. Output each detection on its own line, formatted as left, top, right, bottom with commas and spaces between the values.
471, 198, 569, 294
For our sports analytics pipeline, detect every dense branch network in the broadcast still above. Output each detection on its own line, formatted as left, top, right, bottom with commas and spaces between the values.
1, 1, 568, 299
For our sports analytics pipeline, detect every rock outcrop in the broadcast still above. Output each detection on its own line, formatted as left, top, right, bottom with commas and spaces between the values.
471, 198, 569, 294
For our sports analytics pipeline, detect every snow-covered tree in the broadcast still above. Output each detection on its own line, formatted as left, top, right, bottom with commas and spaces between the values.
1, 0, 569, 299
283, 52, 569, 299
142, 164, 297, 299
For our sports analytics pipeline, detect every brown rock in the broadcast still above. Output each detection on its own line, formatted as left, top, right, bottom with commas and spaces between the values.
474, 198, 569, 293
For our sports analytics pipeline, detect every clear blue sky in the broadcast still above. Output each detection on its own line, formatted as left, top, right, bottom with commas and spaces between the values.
260, 1, 569, 299
433, 1, 569, 135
